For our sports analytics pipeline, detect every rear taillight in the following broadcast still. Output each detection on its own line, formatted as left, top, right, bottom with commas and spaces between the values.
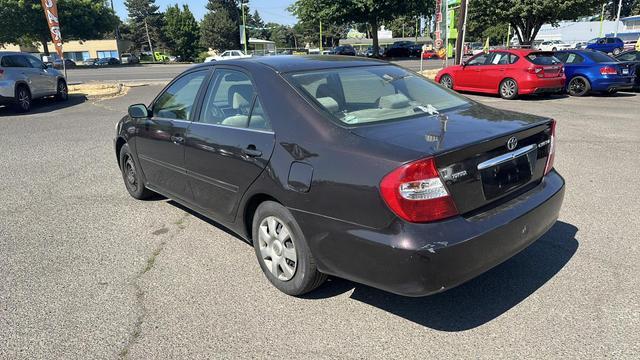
600, 66, 617, 75
528, 66, 544, 78
544, 120, 556, 175
380, 157, 458, 223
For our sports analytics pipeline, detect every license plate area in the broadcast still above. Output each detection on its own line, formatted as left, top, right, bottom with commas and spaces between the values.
622, 68, 629, 75
478, 146, 537, 200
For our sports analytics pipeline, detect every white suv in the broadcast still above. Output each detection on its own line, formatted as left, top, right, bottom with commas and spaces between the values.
0, 51, 67, 112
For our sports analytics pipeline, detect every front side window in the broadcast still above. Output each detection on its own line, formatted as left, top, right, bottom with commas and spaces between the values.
153, 70, 208, 120
26, 55, 44, 69
199, 69, 271, 130
288, 65, 470, 126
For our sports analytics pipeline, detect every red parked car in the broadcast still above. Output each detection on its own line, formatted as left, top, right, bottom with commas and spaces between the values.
421, 50, 441, 59
435, 49, 565, 99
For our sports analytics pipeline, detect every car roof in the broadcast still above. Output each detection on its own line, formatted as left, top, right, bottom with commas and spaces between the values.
191, 55, 388, 73
488, 49, 537, 55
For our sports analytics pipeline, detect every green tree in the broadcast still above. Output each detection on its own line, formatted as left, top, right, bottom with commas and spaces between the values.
290, 0, 433, 56
164, 4, 200, 60
469, 0, 602, 46
200, 0, 242, 51
0, 0, 118, 55
124, 0, 164, 53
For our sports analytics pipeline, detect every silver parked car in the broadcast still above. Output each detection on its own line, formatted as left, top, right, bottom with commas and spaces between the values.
0, 51, 68, 112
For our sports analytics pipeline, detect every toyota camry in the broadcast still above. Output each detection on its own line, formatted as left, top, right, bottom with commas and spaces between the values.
114, 56, 565, 297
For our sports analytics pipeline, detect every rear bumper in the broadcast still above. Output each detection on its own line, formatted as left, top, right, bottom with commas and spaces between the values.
292, 170, 565, 297
0, 81, 15, 99
590, 76, 635, 91
518, 76, 566, 95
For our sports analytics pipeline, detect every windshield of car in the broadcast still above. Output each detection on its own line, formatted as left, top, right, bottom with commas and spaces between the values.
526, 53, 562, 65
287, 65, 470, 126
586, 51, 618, 63
587, 38, 598, 44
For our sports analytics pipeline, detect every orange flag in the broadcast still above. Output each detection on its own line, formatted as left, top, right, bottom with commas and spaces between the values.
40, 0, 63, 58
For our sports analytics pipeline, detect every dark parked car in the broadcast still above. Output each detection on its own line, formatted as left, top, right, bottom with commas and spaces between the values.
51, 58, 76, 69
384, 41, 415, 58
615, 50, 640, 90
115, 56, 564, 297
95, 57, 120, 66
330, 45, 356, 56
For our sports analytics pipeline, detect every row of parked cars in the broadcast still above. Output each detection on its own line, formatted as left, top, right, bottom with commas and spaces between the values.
435, 48, 639, 99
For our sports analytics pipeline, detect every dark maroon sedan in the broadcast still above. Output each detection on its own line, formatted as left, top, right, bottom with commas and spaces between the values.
115, 56, 564, 296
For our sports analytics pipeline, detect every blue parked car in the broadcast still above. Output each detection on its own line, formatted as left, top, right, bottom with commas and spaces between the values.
554, 50, 635, 96
585, 37, 625, 55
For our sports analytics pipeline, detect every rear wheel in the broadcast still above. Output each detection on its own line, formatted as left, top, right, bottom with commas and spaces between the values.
13, 85, 31, 113
119, 144, 154, 200
499, 78, 518, 100
567, 76, 590, 96
55, 79, 68, 101
439, 74, 453, 89
612, 47, 622, 56
252, 201, 326, 296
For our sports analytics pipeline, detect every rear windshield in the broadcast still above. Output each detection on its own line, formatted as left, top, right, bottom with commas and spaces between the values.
586, 51, 618, 63
287, 65, 470, 126
526, 53, 562, 65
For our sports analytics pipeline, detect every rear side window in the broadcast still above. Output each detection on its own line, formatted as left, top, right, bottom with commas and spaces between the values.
509, 54, 520, 64
526, 53, 562, 65
0, 55, 31, 68
587, 51, 617, 63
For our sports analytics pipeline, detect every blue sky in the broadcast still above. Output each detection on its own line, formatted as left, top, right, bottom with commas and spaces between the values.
113, 0, 298, 25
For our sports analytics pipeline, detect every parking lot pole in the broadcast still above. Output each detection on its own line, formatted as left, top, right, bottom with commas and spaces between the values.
614, 0, 623, 37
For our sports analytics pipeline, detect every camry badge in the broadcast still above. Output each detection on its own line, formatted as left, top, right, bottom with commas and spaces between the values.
507, 137, 518, 151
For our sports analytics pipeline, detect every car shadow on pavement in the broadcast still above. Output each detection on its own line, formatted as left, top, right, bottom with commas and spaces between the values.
0, 94, 87, 117
307, 221, 579, 332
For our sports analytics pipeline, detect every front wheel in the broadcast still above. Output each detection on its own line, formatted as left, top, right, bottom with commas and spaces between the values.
252, 201, 327, 296
119, 144, 155, 200
567, 76, 590, 96
499, 79, 519, 100
55, 79, 68, 101
439, 74, 453, 89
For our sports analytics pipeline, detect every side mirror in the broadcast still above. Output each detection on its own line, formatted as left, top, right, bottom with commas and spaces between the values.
128, 104, 150, 118
41, 63, 48, 69
461, 60, 468, 67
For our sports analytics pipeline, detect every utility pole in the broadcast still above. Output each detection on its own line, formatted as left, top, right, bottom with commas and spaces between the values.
110, 0, 120, 39
599, 3, 606, 37
241, 1, 248, 53
614, 0, 623, 37
319, 20, 323, 52
455, 0, 468, 64
144, 18, 155, 61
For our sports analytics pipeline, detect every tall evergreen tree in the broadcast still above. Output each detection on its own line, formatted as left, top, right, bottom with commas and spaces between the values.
124, 0, 165, 53
200, 0, 242, 51
164, 4, 200, 61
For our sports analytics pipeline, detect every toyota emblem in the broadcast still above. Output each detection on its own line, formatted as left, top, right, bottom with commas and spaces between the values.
507, 137, 518, 151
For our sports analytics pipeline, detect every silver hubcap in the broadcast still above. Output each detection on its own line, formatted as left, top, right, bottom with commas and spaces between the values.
501, 80, 516, 97
258, 216, 297, 281
18, 90, 29, 109
441, 76, 452, 88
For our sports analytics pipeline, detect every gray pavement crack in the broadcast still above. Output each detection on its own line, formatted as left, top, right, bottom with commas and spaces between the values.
118, 212, 190, 359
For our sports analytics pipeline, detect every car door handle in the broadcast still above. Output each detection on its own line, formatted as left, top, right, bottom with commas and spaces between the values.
170, 135, 184, 144
242, 146, 262, 157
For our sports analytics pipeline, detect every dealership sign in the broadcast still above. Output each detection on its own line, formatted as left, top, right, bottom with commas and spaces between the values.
434, 0, 443, 49
41, 0, 63, 58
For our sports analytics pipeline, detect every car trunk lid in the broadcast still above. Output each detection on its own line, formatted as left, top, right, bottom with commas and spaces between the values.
350, 104, 554, 215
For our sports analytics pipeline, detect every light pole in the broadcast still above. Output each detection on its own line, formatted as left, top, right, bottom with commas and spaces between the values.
241, 1, 248, 54
614, 0, 623, 37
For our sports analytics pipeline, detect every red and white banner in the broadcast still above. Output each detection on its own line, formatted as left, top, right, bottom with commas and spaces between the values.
40, 0, 63, 58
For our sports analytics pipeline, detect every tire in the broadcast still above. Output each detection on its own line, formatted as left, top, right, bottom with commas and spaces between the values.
567, 76, 590, 97
499, 78, 518, 100
119, 143, 154, 200
55, 79, 68, 101
552, 47, 557, 51
13, 85, 32, 113
252, 201, 327, 296
612, 47, 622, 56
439, 74, 453, 89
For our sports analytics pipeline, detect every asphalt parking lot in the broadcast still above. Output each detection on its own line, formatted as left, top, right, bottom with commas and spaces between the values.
1, 83, 639, 358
